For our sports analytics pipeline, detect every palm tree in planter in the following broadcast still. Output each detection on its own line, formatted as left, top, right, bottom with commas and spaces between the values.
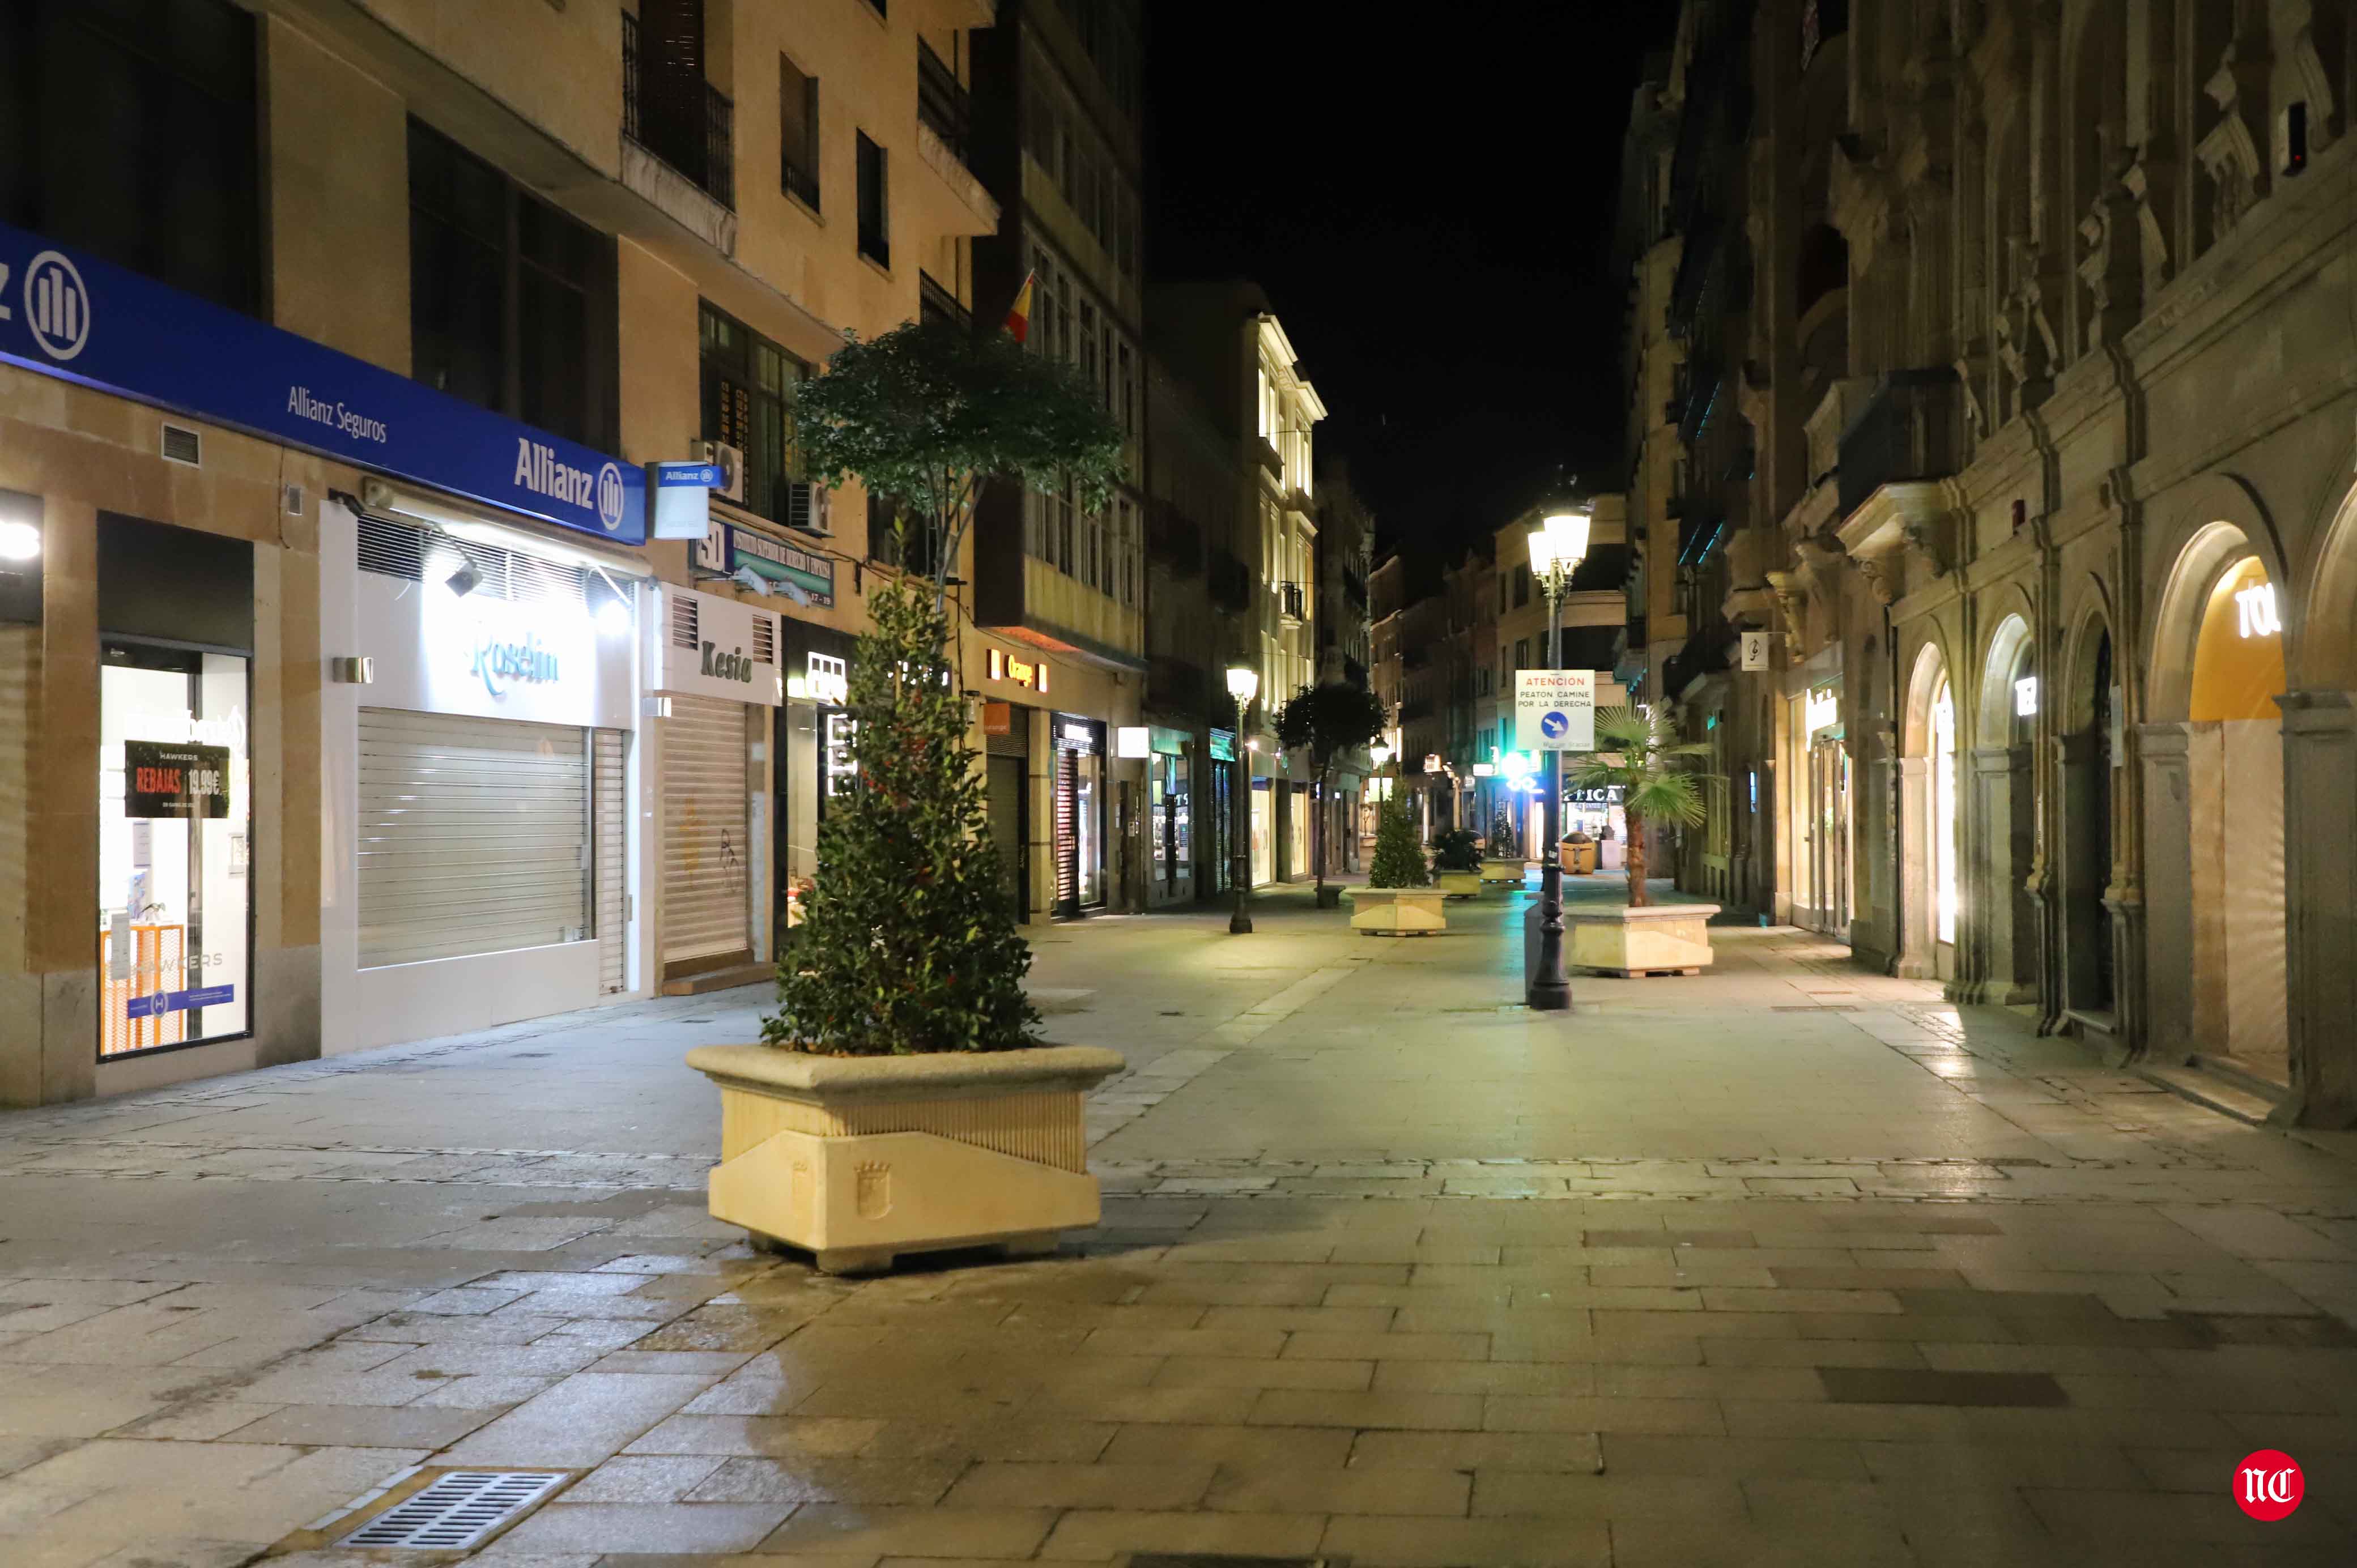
1350, 792, 1447, 934
1274, 681, 1386, 908
684, 315, 1130, 1275
1560, 704, 1721, 976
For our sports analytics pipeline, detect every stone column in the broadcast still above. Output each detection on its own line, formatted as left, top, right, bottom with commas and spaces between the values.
2277, 692, 2357, 1127
2136, 722, 2194, 1064
25, 500, 99, 1105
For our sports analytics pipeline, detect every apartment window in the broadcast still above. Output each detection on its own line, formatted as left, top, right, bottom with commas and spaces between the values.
1257, 370, 1273, 441
0, 0, 261, 314
779, 54, 819, 211
410, 119, 619, 451
1514, 638, 1529, 671
699, 301, 806, 527
856, 131, 889, 268
1080, 301, 1097, 398
1118, 343, 1135, 436
622, 4, 733, 208
1513, 565, 1531, 608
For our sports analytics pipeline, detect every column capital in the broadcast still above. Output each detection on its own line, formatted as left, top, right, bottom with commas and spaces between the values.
2277, 689, 2357, 732
2135, 721, 2192, 760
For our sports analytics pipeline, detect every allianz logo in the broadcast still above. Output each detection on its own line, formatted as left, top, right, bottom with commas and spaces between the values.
702, 641, 756, 683
473, 629, 559, 697
514, 438, 627, 532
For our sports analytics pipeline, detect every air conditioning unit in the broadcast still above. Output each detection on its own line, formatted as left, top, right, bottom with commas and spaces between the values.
785, 479, 832, 537
697, 440, 746, 504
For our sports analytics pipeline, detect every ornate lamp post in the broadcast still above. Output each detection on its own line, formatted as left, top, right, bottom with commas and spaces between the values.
1226, 663, 1260, 934
1525, 509, 1593, 1011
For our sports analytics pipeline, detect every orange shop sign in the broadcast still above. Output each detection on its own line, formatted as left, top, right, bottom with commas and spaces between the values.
986, 647, 1048, 693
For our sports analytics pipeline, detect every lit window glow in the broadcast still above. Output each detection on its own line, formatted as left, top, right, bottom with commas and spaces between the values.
2236, 582, 2281, 638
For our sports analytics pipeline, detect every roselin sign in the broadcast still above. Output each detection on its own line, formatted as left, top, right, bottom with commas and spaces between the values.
124, 740, 231, 819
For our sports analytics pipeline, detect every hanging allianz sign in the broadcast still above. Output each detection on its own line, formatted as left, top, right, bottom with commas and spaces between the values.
651, 584, 782, 705
0, 221, 647, 544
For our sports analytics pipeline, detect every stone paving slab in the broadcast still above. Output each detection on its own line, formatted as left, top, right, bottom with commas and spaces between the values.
1, 887, 2354, 1564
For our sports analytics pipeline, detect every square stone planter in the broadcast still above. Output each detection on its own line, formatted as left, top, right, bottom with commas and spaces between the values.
1480, 857, 1530, 885
1345, 885, 1448, 935
1566, 902, 1721, 977
684, 1043, 1125, 1275
1436, 870, 1484, 898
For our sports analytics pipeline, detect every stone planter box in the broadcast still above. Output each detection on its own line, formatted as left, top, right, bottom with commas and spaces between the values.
1567, 902, 1721, 977
1346, 885, 1448, 935
1480, 857, 1530, 885
1436, 870, 1483, 898
684, 1043, 1125, 1275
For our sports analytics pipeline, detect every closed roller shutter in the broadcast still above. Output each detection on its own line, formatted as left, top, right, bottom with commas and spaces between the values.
594, 727, 629, 993
662, 695, 751, 966
359, 709, 588, 968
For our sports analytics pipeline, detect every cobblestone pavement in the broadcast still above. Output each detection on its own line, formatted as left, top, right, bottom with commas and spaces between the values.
3, 880, 2356, 1566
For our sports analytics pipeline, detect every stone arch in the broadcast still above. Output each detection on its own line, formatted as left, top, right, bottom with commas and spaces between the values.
2053, 596, 2118, 1030
2291, 471, 2357, 691
2141, 495, 2291, 1089
1897, 636, 1959, 980
1961, 603, 2043, 1003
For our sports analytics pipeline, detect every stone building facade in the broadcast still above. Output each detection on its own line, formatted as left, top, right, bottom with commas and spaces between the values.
1624, 0, 2357, 1124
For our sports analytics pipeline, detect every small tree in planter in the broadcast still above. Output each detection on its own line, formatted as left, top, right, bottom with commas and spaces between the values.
1559, 705, 1719, 977
1368, 793, 1431, 888
1274, 682, 1387, 908
686, 314, 1131, 1275
1353, 793, 1446, 934
1486, 811, 1519, 859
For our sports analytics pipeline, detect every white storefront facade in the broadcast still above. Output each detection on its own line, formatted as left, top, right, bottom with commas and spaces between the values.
320, 496, 648, 1053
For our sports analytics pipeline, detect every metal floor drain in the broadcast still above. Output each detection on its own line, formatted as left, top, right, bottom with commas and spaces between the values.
339, 1469, 568, 1550
1771, 1003, 1857, 1012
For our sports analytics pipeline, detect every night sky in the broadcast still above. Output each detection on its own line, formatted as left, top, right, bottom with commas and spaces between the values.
1143, 10, 1679, 566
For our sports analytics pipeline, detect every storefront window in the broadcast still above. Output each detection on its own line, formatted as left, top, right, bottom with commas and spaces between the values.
99, 646, 250, 1055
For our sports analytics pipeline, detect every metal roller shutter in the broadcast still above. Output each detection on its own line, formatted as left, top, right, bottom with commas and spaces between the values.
594, 728, 629, 993
358, 709, 589, 968
662, 695, 751, 965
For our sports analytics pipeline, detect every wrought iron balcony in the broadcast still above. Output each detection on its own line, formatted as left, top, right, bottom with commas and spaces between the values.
917, 42, 971, 165
1837, 368, 1963, 519
623, 13, 735, 210
1278, 581, 1308, 623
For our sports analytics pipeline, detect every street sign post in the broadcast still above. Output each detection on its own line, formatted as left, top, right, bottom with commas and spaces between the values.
1515, 668, 1596, 752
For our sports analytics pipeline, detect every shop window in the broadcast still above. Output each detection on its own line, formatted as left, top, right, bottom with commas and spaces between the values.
99, 644, 251, 1056
0, 0, 261, 316
700, 300, 807, 528
409, 118, 620, 451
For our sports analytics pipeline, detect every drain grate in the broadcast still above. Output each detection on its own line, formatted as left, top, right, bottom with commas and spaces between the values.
339, 1469, 568, 1550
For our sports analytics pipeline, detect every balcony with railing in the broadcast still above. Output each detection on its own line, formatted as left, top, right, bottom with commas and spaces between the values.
917, 42, 970, 164
1278, 581, 1308, 624
1836, 368, 1963, 519
623, 12, 735, 215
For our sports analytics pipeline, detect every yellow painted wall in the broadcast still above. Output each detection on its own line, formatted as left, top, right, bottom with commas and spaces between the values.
2190, 557, 2287, 723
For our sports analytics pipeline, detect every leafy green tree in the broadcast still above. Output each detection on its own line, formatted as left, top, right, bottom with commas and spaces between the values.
764, 580, 1036, 1054
1274, 682, 1386, 901
1568, 705, 1713, 908
763, 315, 1124, 1054
1368, 793, 1431, 889
792, 316, 1126, 603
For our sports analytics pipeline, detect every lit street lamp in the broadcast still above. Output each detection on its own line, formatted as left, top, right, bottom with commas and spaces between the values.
1226, 664, 1260, 935
1525, 508, 1593, 1012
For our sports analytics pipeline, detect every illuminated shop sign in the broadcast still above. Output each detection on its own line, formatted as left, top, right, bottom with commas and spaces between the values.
986, 647, 1048, 692
2237, 582, 2281, 638
1805, 683, 1840, 734
0, 222, 646, 543
471, 628, 560, 697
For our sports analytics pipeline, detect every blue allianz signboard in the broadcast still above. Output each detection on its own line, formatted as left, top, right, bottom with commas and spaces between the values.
0, 223, 647, 545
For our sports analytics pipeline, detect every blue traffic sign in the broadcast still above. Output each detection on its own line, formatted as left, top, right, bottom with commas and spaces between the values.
1540, 710, 1571, 739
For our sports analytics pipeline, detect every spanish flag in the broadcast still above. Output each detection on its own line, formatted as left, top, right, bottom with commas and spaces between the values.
1004, 270, 1036, 343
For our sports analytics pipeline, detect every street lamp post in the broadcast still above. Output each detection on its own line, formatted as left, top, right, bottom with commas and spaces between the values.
1226, 664, 1260, 935
1525, 509, 1593, 1012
